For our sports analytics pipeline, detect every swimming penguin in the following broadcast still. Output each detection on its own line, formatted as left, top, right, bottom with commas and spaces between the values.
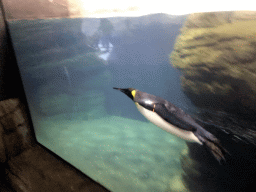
113, 87, 228, 163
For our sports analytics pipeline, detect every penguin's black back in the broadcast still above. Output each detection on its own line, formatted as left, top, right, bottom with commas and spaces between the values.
134, 90, 201, 132
134, 90, 167, 105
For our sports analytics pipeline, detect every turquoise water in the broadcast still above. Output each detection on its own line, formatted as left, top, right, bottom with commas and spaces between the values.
34, 113, 187, 191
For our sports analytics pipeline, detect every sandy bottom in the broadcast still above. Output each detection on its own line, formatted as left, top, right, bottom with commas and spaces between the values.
34, 114, 188, 192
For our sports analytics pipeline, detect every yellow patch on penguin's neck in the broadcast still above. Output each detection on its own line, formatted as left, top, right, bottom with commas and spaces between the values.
131, 90, 136, 98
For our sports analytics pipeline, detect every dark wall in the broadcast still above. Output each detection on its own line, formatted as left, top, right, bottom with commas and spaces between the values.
0, 2, 25, 101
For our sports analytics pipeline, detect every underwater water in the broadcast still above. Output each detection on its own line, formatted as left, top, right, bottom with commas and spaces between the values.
9, 13, 251, 192
8, 11, 256, 192
8, 15, 191, 191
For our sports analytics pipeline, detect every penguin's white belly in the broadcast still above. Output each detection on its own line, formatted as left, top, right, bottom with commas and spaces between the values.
135, 103, 202, 144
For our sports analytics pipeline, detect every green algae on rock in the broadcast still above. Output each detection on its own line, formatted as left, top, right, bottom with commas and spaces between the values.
170, 11, 256, 115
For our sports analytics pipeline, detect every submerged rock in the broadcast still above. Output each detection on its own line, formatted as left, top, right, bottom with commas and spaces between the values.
179, 109, 256, 192
170, 11, 256, 192
170, 11, 256, 118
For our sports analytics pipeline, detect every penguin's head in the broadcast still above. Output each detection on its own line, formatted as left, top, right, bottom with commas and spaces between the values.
113, 87, 136, 101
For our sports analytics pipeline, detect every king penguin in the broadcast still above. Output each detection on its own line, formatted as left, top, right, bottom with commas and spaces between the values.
113, 87, 228, 163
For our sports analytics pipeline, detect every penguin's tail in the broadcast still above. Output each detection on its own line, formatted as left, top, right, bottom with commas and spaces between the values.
195, 130, 229, 164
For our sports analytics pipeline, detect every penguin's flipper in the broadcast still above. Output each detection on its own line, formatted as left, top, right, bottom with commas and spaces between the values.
153, 103, 196, 132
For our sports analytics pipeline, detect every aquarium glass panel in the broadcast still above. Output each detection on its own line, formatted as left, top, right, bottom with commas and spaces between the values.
5, 2, 256, 191
7, 15, 193, 191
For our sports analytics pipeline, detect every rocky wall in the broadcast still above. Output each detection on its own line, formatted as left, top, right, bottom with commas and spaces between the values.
170, 11, 256, 119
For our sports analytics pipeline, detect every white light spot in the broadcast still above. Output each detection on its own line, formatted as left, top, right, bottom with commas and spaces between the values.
144, 100, 153, 105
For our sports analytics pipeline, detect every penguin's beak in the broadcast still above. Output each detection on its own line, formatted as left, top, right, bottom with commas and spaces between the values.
113, 87, 127, 94
113, 87, 134, 100
113, 87, 124, 92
